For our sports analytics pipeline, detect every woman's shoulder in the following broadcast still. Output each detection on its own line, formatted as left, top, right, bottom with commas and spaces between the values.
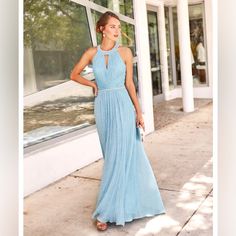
84, 46, 98, 54
118, 45, 130, 51
118, 45, 133, 59
83, 46, 98, 62
118, 45, 132, 53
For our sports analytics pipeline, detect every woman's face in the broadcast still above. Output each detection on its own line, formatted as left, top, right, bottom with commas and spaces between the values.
101, 17, 121, 41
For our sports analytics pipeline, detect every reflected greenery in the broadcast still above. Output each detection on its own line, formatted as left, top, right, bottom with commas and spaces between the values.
90, 0, 134, 18
24, 0, 92, 91
24, 0, 91, 51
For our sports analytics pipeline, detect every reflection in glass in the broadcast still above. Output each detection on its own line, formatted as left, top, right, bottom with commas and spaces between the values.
172, 4, 207, 86
24, 0, 95, 147
120, 21, 136, 56
164, 7, 174, 89
172, 7, 181, 86
90, 0, 134, 18
24, 0, 92, 94
24, 1, 139, 147
133, 63, 139, 94
147, 10, 162, 96
189, 4, 207, 85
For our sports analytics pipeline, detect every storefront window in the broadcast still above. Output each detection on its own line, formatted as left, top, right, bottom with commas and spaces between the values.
24, 0, 95, 147
24, 0, 138, 147
120, 21, 136, 56
147, 10, 162, 96
24, 0, 93, 94
90, 0, 134, 18
189, 3, 207, 85
172, 7, 181, 86
172, 3, 207, 86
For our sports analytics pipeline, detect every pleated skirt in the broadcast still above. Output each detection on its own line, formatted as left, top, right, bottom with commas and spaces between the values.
91, 86, 166, 226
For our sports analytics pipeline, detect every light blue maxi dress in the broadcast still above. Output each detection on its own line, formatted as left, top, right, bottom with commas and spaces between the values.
91, 40, 166, 226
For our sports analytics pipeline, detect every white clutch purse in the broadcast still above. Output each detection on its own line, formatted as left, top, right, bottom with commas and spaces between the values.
139, 127, 145, 142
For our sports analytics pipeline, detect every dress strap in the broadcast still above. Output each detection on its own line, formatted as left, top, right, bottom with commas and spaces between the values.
98, 41, 119, 55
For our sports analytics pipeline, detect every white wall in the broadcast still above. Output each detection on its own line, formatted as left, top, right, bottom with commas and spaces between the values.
24, 126, 102, 197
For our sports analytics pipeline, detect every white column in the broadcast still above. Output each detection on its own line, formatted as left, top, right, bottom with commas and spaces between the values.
158, 2, 170, 100
177, 0, 194, 112
133, 0, 154, 133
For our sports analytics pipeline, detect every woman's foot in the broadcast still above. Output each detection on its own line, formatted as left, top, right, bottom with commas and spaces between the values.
96, 220, 108, 231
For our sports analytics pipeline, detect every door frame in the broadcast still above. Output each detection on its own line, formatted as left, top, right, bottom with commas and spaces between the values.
146, 4, 165, 103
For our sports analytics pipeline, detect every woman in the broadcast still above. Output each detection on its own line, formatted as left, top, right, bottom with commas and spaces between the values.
70, 11, 166, 231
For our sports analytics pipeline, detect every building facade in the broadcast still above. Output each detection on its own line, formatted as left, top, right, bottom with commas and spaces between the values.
24, 0, 212, 196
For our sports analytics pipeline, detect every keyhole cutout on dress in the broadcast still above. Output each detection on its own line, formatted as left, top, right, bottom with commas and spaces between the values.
104, 54, 109, 70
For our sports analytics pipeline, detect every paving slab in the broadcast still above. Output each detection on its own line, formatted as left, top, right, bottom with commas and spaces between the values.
178, 196, 213, 236
71, 159, 103, 180
209, 189, 213, 197
153, 98, 212, 130
24, 175, 208, 236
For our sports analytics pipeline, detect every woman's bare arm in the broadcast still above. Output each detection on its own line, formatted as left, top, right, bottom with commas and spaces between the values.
70, 48, 97, 91
124, 47, 142, 115
124, 47, 145, 130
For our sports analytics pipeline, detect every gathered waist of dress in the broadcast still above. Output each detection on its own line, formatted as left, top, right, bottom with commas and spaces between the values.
98, 86, 126, 92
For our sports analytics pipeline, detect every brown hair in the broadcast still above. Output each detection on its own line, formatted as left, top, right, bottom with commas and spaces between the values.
96, 11, 120, 35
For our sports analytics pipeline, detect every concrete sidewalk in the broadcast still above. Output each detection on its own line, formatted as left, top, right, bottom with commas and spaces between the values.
24, 99, 213, 236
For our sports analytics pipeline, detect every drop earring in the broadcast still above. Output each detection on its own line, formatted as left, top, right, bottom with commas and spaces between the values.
103, 33, 105, 37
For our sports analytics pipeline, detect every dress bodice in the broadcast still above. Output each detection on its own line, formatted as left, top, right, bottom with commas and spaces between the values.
92, 40, 126, 90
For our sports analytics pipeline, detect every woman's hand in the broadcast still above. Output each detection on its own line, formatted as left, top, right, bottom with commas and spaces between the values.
92, 82, 98, 96
136, 112, 145, 132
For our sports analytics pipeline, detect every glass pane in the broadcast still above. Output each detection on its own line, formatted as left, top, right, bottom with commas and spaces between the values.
90, 0, 134, 18
24, 0, 95, 147
172, 7, 181, 86
189, 3, 207, 85
120, 21, 136, 56
133, 62, 139, 94
91, 9, 136, 56
164, 7, 174, 89
172, 4, 207, 86
147, 10, 162, 96
24, 0, 92, 94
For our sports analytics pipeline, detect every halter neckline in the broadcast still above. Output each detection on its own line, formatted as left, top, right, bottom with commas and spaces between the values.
98, 41, 119, 54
